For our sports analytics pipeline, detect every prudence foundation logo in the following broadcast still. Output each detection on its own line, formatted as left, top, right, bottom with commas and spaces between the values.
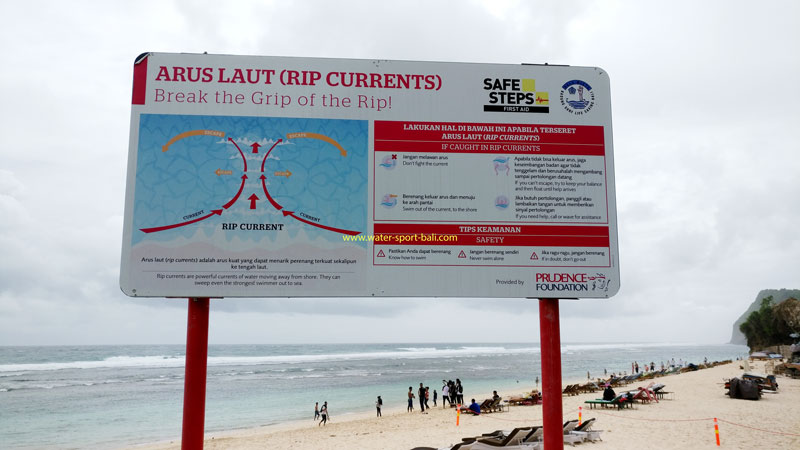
534, 272, 610, 292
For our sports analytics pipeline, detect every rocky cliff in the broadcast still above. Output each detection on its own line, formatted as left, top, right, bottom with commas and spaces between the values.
729, 289, 800, 345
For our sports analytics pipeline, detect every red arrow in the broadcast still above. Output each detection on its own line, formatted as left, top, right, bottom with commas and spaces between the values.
282, 210, 360, 236
265, 139, 282, 158
261, 175, 283, 210
140, 209, 223, 234
223, 174, 248, 209
228, 138, 248, 172
248, 194, 259, 209
250, 142, 261, 154
261, 139, 283, 172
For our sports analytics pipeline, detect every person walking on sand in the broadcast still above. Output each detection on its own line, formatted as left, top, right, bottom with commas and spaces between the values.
376, 396, 382, 417
433, 389, 438, 407
424, 386, 431, 410
407, 387, 415, 412
442, 383, 450, 408
314, 402, 319, 421
418, 383, 427, 413
455, 379, 464, 406
318, 402, 328, 426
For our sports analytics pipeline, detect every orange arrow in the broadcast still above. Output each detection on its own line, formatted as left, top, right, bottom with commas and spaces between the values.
215, 168, 233, 176
274, 170, 292, 178
286, 132, 347, 156
162, 130, 225, 152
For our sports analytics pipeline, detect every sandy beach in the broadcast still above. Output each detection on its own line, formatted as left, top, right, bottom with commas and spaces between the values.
136, 360, 800, 449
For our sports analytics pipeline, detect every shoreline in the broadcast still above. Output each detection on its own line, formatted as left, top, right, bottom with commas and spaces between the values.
133, 360, 800, 449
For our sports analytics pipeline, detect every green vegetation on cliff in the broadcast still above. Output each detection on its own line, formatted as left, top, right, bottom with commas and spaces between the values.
730, 289, 800, 345
738, 295, 800, 350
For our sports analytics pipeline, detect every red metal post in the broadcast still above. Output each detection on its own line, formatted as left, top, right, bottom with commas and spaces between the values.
539, 298, 564, 450
182, 298, 210, 450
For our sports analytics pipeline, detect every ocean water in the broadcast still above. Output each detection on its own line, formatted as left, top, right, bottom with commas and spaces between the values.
0, 343, 747, 449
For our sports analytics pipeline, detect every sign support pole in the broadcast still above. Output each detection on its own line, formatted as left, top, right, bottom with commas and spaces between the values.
539, 298, 564, 450
181, 297, 210, 450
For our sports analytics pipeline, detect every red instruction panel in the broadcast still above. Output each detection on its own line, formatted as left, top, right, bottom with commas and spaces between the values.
372, 120, 614, 273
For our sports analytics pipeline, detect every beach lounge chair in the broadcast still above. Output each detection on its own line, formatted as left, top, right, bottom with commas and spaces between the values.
584, 393, 631, 410
506, 397, 526, 406
413, 438, 478, 450
472, 427, 533, 447
570, 418, 602, 442
630, 387, 657, 404
469, 427, 543, 449
651, 383, 672, 399
561, 420, 583, 446
486, 397, 507, 412
562, 420, 579, 434
507, 390, 540, 406
479, 427, 542, 450
743, 372, 778, 391
522, 426, 542, 443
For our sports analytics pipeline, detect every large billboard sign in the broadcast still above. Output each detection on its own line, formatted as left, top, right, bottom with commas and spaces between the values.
120, 53, 619, 298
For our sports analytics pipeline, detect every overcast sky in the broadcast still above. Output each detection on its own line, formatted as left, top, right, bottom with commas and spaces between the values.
1, 0, 798, 346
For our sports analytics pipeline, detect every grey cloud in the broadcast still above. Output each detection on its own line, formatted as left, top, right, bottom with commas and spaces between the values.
0, 0, 798, 345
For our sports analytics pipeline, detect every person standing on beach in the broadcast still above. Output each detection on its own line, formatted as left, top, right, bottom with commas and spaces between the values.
318, 402, 328, 426
418, 383, 427, 413
407, 387, 415, 412
376, 396, 382, 417
442, 383, 450, 408
314, 402, 319, 421
424, 386, 430, 410
456, 379, 464, 406
433, 389, 437, 406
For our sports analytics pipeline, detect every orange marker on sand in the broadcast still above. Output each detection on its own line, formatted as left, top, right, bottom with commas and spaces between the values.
714, 417, 720, 446
456, 404, 461, 426
579, 406, 582, 426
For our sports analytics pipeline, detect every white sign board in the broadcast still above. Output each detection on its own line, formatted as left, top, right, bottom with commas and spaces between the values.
120, 53, 619, 298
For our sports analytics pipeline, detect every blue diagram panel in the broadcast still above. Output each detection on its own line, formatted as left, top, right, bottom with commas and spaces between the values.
133, 114, 368, 246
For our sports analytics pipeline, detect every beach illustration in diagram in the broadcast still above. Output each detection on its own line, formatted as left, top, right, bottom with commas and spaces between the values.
131, 114, 368, 247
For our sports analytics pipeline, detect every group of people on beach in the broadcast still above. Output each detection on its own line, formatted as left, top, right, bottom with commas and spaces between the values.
314, 355, 720, 426
404, 379, 464, 414
440, 379, 464, 408
597, 358, 706, 380
313, 401, 329, 426
631, 361, 657, 373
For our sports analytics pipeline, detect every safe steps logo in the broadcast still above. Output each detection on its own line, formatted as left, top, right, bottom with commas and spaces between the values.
482, 78, 549, 113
